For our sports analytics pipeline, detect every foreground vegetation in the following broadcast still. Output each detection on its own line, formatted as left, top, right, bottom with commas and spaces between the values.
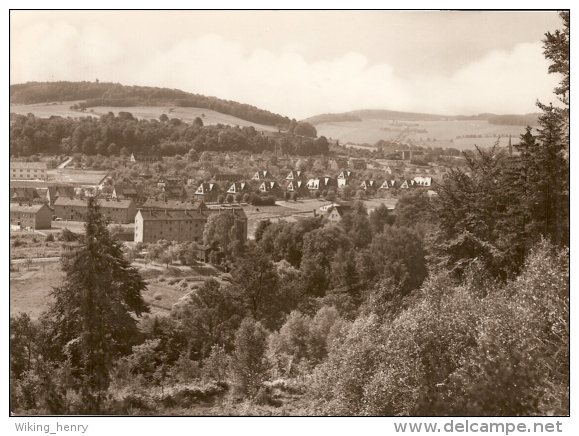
10, 13, 569, 416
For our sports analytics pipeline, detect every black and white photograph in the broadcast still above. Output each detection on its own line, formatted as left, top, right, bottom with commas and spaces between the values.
8, 8, 571, 433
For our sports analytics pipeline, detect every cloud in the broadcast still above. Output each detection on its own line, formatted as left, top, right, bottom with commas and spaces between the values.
11, 25, 560, 119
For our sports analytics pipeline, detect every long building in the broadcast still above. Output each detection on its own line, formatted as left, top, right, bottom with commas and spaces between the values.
135, 205, 248, 244
10, 162, 48, 181
54, 197, 137, 223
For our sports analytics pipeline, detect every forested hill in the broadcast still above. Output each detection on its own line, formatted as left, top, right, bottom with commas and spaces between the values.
303, 109, 540, 126
9, 81, 292, 128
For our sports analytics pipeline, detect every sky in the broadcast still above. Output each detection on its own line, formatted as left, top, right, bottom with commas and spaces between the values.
10, 10, 564, 120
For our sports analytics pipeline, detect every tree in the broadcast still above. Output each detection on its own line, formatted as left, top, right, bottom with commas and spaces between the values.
231, 246, 281, 330
47, 198, 149, 412
229, 318, 269, 398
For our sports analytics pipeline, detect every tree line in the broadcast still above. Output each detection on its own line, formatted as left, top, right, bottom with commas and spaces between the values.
10, 111, 324, 157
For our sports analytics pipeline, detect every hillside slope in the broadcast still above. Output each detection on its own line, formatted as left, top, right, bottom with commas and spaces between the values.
10, 81, 292, 128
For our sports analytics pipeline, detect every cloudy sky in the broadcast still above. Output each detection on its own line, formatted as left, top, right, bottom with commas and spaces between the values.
10, 10, 563, 120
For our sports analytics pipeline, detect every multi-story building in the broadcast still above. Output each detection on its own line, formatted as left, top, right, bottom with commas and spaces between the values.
10, 203, 52, 229
54, 198, 137, 223
135, 204, 247, 244
10, 162, 48, 181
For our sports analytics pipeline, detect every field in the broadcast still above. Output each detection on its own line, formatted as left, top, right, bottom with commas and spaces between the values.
10, 102, 277, 132
316, 118, 529, 150
46, 168, 110, 185
10, 260, 61, 319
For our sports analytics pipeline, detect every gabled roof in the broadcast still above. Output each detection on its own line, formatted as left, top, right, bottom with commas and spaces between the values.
10, 162, 47, 169
195, 183, 218, 194
227, 182, 250, 194
137, 209, 206, 221
54, 197, 134, 208
10, 203, 49, 213
141, 198, 207, 211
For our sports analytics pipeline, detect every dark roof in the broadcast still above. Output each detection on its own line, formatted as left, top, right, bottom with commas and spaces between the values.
10, 203, 49, 213
137, 209, 206, 221
140, 198, 207, 211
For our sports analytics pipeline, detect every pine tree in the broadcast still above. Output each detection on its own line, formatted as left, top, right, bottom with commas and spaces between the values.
48, 197, 149, 412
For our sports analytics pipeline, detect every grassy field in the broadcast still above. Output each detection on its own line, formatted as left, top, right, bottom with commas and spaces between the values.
316, 118, 529, 150
10, 260, 61, 319
10, 103, 277, 132
47, 168, 110, 185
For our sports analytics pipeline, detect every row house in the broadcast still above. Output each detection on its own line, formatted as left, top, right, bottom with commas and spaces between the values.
46, 186, 76, 207
9, 188, 40, 203
54, 198, 137, 223
259, 181, 282, 195
306, 177, 338, 192
10, 162, 48, 181
194, 183, 220, 202
359, 180, 379, 190
157, 176, 182, 188
226, 182, 251, 195
285, 180, 308, 195
10, 203, 52, 230
112, 185, 146, 205
337, 170, 355, 187
251, 170, 270, 180
213, 173, 244, 182
285, 170, 304, 181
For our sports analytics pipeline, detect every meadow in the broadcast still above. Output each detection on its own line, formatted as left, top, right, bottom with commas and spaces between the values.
316, 118, 530, 150
10, 102, 278, 132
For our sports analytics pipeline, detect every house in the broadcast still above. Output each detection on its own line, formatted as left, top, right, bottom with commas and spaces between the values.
134, 209, 208, 244
45, 186, 76, 207
194, 183, 220, 202
9, 188, 40, 203
193, 244, 212, 262
349, 158, 367, 170
359, 180, 379, 190
157, 176, 182, 188
285, 180, 308, 194
162, 185, 186, 199
326, 204, 352, 223
259, 181, 282, 195
112, 185, 146, 205
337, 171, 355, 187
378, 180, 397, 190
213, 173, 244, 182
227, 182, 251, 195
285, 170, 304, 181
130, 153, 160, 163
54, 198, 137, 223
306, 177, 338, 191
10, 203, 52, 229
10, 162, 48, 181
252, 170, 270, 180
413, 176, 432, 187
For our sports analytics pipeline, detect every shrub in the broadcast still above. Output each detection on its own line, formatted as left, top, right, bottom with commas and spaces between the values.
45, 234, 55, 242
153, 292, 163, 301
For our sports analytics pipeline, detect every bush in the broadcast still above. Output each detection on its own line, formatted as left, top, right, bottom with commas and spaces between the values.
45, 234, 55, 242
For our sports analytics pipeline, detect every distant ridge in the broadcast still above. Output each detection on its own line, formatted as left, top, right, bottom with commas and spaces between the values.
10, 81, 293, 128
303, 109, 540, 126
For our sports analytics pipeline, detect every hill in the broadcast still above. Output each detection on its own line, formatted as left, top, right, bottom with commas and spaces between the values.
303, 109, 540, 125
303, 109, 540, 150
10, 81, 293, 128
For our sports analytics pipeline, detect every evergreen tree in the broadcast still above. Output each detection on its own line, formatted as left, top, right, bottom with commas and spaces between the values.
48, 197, 149, 412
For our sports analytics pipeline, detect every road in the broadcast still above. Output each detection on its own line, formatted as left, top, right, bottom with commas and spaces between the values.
56, 156, 74, 169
